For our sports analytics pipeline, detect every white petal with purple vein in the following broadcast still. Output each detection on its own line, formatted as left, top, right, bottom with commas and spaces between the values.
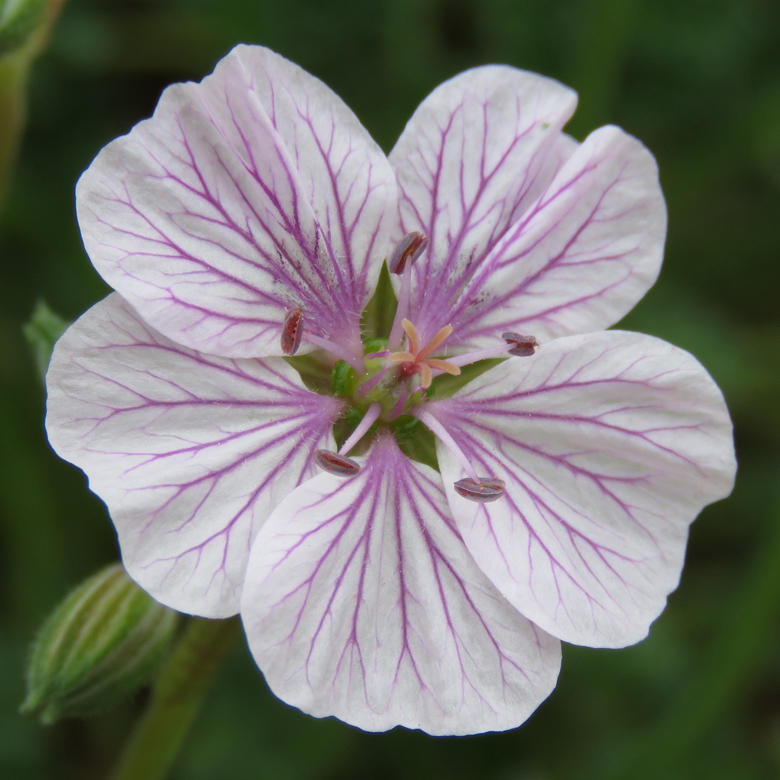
429, 331, 735, 648
241, 433, 560, 735
46, 294, 344, 617
454, 126, 667, 348
77, 45, 395, 358
389, 65, 578, 345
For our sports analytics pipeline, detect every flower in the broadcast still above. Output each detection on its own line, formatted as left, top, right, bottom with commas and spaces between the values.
46, 45, 736, 735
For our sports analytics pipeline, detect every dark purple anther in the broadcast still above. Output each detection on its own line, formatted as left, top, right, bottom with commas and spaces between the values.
502, 332, 539, 357
281, 307, 305, 355
314, 449, 361, 477
453, 477, 505, 503
388, 232, 429, 275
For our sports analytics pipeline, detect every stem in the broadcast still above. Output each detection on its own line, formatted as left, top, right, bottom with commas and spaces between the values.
110, 616, 241, 780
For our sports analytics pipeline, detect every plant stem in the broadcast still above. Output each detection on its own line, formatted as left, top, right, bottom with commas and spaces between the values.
110, 616, 242, 780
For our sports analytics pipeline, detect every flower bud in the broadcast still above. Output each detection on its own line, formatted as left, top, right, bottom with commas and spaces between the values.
21, 564, 178, 724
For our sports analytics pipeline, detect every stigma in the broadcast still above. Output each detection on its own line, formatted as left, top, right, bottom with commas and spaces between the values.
386, 319, 461, 389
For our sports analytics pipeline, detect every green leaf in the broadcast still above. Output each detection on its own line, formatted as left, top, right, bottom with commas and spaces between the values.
22, 299, 69, 382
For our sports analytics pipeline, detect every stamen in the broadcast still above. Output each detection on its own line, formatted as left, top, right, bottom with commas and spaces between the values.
429, 333, 540, 376
387, 262, 413, 350
302, 333, 366, 374
502, 332, 539, 357
388, 232, 429, 275
314, 449, 361, 477
416, 324, 453, 360
425, 359, 460, 376
401, 319, 421, 356
386, 351, 416, 363
454, 478, 505, 503
445, 344, 513, 367
339, 403, 382, 455
412, 407, 479, 481
417, 363, 433, 389
281, 307, 305, 355
387, 233, 429, 351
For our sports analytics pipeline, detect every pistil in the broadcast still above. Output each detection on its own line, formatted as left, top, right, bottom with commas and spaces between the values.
386, 319, 461, 389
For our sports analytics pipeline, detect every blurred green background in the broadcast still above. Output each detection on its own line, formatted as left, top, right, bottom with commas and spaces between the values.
1, 0, 780, 777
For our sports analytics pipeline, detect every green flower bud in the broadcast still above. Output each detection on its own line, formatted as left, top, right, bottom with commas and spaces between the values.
0, 0, 48, 57
21, 564, 178, 724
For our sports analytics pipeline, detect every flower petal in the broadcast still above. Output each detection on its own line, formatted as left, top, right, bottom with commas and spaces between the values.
389, 65, 577, 344
77, 45, 396, 358
428, 331, 735, 648
45, 294, 344, 617
241, 433, 560, 735
452, 126, 667, 348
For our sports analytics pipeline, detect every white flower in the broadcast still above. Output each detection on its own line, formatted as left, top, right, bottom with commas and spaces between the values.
46, 45, 736, 735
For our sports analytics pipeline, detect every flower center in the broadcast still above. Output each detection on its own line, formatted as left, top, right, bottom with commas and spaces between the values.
281, 232, 538, 499
385, 319, 461, 390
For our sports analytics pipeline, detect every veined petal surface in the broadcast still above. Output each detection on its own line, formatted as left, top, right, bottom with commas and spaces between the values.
241, 433, 560, 735
429, 331, 735, 648
77, 45, 396, 358
45, 294, 344, 617
453, 126, 667, 348
389, 65, 578, 344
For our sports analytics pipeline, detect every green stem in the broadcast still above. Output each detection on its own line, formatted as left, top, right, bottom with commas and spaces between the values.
110, 616, 241, 780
